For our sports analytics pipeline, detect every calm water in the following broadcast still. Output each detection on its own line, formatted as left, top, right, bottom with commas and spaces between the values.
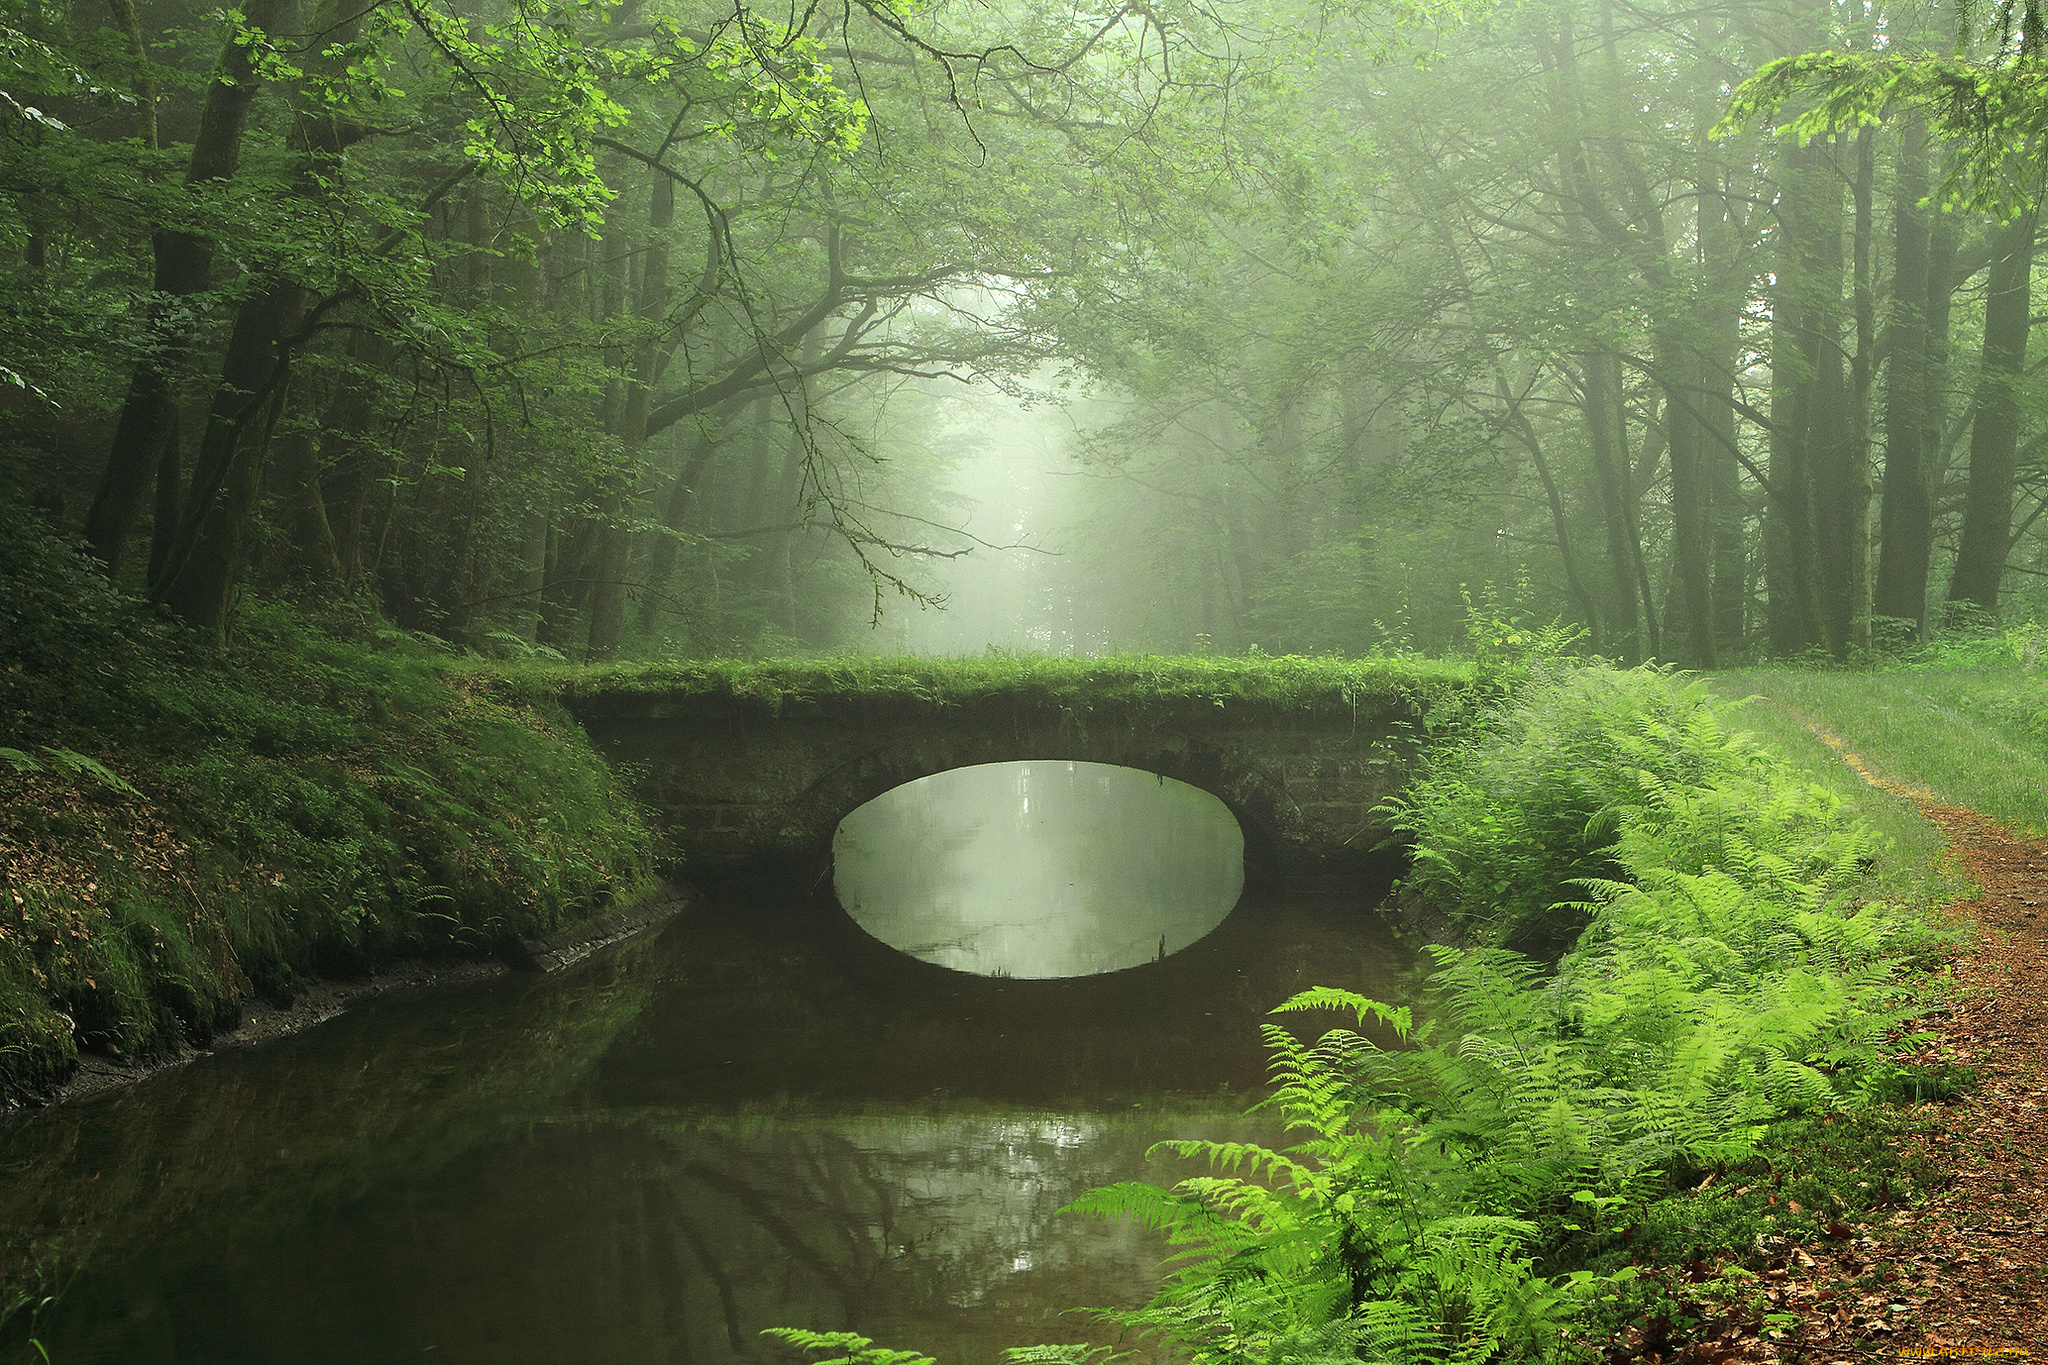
835, 762, 1244, 978
1, 766, 1409, 1365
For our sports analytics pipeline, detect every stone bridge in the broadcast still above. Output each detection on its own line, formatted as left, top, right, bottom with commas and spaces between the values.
565, 674, 1468, 898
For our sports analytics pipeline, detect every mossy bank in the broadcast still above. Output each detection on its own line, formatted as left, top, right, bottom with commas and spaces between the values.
0, 506, 655, 1104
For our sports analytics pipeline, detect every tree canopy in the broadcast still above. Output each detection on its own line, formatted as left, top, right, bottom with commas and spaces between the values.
8, 0, 2048, 663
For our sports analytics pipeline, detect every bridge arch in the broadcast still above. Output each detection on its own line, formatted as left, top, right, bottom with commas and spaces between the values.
568, 689, 1436, 898
775, 733, 1300, 890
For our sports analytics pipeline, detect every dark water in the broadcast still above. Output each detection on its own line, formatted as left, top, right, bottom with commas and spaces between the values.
1, 773, 1410, 1365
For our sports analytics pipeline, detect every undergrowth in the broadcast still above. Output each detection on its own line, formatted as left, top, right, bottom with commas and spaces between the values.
0, 502, 654, 1101
1383, 668, 1788, 958
1053, 664, 1960, 1362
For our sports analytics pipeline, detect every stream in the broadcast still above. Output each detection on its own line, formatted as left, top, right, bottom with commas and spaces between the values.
1, 763, 1409, 1365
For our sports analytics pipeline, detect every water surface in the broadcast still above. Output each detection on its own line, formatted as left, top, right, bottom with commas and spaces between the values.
2, 800, 1407, 1365
834, 761, 1244, 978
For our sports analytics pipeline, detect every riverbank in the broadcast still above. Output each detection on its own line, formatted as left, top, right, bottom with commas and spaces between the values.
41, 882, 690, 1108
0, 504, 657, 1104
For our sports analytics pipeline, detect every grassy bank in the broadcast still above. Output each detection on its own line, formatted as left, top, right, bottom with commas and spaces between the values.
553, 651, 1482, 715
1716, 652, 2048, 832
0, 506, 654, 1103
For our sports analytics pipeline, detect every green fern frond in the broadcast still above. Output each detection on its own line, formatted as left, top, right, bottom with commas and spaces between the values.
761, 1329, 938, 1365
1060, 1182, 1224, 1234
1273, 987, 1414, 1040
1001, 1345, 1124, 1365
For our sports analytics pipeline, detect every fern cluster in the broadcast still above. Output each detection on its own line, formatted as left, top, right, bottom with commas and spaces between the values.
1065, 664, 1945, 1363
1387, 667, 1810, 957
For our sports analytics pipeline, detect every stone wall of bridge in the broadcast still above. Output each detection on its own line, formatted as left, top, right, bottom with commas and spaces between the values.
567, 692, 1442, 896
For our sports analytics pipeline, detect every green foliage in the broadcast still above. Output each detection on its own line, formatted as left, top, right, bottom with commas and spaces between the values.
1453, 581, 1590, 674
760, 1332, 1120, 1365
0, 507, 653, 1100
1064, 974, 1626, 1362
763, 1329, 939, 1365
1715, 657, 2048, 832
1721, 48, 2048, 217
0, 747, 139, 795
1072, 664, 1947, 1361
555, 651, 1481, 717
1000, 1347, 1120, 1365
1383, 667, 1764, 957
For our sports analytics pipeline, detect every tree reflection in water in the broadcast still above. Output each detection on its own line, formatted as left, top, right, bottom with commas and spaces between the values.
1, 840, 1404, 1365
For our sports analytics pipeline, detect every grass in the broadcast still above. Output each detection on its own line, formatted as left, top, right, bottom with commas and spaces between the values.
546, 650, 1483, 715
1703, 678, 1955, 903
1712, 663, 2048, 834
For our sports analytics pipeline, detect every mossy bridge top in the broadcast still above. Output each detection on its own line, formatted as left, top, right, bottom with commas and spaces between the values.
558, 656, 1480, 897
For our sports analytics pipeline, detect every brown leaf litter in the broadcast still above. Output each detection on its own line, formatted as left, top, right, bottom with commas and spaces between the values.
1607, 752, 2048, 1363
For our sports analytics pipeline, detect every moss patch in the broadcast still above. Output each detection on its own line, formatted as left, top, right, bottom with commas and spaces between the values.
548, 651, 1483, 716
0, 506, 653, 1102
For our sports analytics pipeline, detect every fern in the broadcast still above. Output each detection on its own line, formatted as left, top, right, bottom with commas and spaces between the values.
761, 1329, 939, 1365
1069, 663, 1947, 1363
0, 743, 140, 795
1001, 1347, 1123, 1365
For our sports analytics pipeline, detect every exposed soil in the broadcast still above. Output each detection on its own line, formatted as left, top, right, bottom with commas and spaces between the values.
1869, 800, 2048, 1355
1617, 751, 2048, 1362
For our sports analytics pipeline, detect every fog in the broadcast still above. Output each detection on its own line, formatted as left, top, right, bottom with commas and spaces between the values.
19, 0, 2048, 665
872, 389, 1087, 656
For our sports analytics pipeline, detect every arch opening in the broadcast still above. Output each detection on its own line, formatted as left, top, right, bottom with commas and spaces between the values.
831, 760, 1245, 978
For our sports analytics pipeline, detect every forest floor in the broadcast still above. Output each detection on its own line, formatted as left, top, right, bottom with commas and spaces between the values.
1729, 766, 2048, 1360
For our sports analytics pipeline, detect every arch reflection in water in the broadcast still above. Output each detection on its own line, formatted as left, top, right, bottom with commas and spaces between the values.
833, 760, 1245, 978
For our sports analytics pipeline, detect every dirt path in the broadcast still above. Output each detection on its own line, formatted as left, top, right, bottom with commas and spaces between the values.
1861, 800, 2048, 1356
1753, 797, 2048, 1359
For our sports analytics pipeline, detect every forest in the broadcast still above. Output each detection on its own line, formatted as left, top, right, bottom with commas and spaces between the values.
8, 0, 2048, 1358
8, 0, 2048, 661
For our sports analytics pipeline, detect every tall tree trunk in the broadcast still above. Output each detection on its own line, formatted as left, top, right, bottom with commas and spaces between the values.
1509, 406, 1601, 647
1766, 136, 1843, 656
588, 175, 675, 660
1947, 201, 2039, 614
1658, 331, 1717, 667
571, 225, 631, 656
431, 187, 509, 643
1580, 352, 1653, 661
1694, 150, 1752, 657
83, 0, 290, 574
1805, 132, 1875, 658
149, 0, 373, 640
322, 330, 391, 590
638, 428, 720, 634
272, 366, 343, 592
153, 281, 306, 639
1875, 119, 1934, 637
538, 520, 591, 650
1846, 128, 1877, 652
508, 514, 548, 642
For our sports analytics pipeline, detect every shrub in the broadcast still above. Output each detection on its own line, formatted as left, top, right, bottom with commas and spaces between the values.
1385, 667, 1770, 958
1072, 665, 1948, 1361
